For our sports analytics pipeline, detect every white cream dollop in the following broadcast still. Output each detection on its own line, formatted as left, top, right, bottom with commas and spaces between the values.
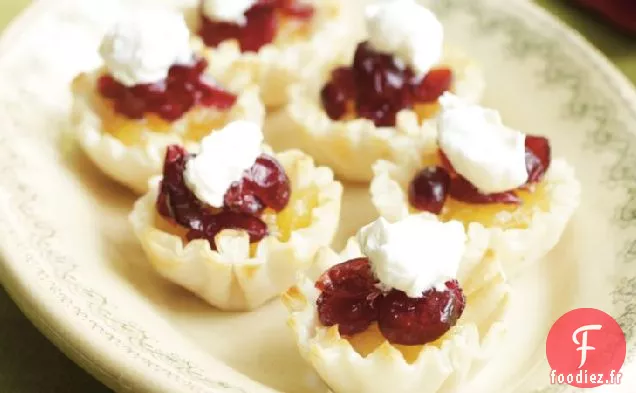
202, 0, 257, 25
438, 93, 528, 194
365, 0, 444, 77
184, 121, 263, 208
356, 216, 466, 298
99, 9, 193, 87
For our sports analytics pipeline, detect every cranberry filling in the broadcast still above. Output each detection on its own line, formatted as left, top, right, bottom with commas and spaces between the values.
315, 258, 381, 336
320, 42, 454, 127
408, 136, 552, 211
315, 258, 465, 345
198, 0, 314, 53
525, 135, 552, 184
224, 155, 291, 215
408, 167, 451, 214
98, 58, 237, 122
377, 280, 465, 346
156, 145, 291, 249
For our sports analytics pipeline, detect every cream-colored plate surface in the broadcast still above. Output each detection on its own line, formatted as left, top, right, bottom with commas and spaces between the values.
0, 0, 636, 392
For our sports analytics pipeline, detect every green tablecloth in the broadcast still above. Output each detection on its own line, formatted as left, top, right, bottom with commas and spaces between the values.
0, 1, 634, 392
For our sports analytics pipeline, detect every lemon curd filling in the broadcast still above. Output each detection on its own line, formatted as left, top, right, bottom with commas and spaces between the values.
344, 323, 449, 364
274, 15, 314, 45
411, 155, 550, 230
263, 183, 319, 242
94, 94, 232, 147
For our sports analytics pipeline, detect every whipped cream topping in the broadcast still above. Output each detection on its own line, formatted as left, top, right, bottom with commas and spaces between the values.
438, 93, 528, 194
356, 216, 466, 298
365, 0, 444, 77
99, 9, 193, 87
184, 121, 263, 208
202, 0, 257, 25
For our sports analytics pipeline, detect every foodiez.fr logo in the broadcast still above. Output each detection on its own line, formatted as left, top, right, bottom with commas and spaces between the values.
546, 308, 626, 388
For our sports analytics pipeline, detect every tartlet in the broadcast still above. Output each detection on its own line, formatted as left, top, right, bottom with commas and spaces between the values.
371, 95, 581, 272
196, 0, 363, 108
283, 214, 510, 393
129, 123, 342, 311
264, 1, 484, 182
71, 11, 265, 193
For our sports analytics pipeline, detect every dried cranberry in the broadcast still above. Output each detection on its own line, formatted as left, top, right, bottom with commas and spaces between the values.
321, 67, 356, 120
246, 155, 291, 211
315, 259, 467, 344
98, 58, 237, 122
320, 41, 454, 127
156, 145, 205, 230
316, 258, 379, 294
317, 290, 381, 336
186, 211, 268, 249
223, 154, 291, 214
408, 166, 451, 214
224, 182, 266, 215
240, 5, 278, 52
449, 176, 521, 205
157, 145, 270, 250
435, 142, 552, 206
525, 135, 551, 183
197, 79, 238, 109
377, 280, 465, 346
315, 258, 381, 336
199, 0, 313, 53
98, 75, 125, 99
411, 68, 454, 103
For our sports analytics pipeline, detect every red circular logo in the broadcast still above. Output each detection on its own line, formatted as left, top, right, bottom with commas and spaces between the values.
546, 308, 626, 388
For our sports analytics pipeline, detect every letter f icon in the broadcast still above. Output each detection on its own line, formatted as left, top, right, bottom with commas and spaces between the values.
573, 324, 602, 368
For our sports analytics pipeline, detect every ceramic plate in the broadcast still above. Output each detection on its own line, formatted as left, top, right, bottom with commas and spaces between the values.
0, 0, 636, 392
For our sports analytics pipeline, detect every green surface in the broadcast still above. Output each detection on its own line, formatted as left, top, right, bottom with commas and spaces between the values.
0, 0, 634, 392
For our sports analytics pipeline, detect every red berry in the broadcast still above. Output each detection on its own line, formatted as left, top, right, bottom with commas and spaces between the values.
239, 5, 278, 53
156, 145, 274, 250
97, 75, 125, 99
223, 154, 291, 214
321, 42, 454, 127
186, 211, 268, 249
156, 145, 205, 229
224, 181, 266, 215
316, 258, 379, 294
315, 259, 467, 344
377, 280, 465, 346
315, 258, 381, 336
411, 68, 453, 103
198, 0, 312, 53
317, 290, 381, 336
98, 57, 236, 121
408, 166, 451, 214
245, 154, 291, 211
525, 135, 551, 183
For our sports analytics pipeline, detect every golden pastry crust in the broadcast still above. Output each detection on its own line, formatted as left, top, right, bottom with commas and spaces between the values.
198, 0, 364, 108
370, 144, 582, 273
71, 66, 265, 194
263, 47, 485, 183
283, 214, 510, 393
129, 149, 343, 311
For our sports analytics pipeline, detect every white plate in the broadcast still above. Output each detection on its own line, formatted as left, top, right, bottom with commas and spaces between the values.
0, 0, 635, 392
